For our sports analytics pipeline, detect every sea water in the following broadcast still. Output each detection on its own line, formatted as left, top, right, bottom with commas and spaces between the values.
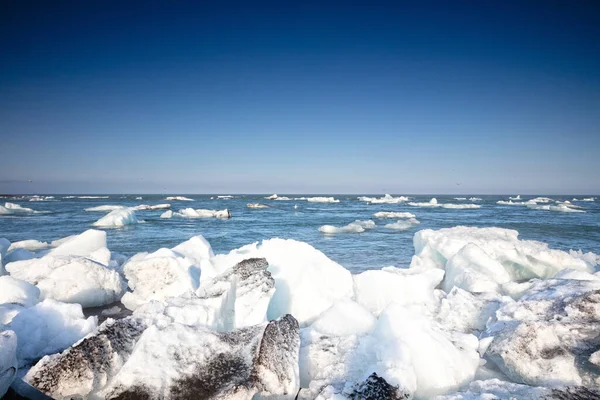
1, 194, 598, 273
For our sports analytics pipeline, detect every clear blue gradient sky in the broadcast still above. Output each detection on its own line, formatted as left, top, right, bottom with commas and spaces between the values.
1, 1, 599, 194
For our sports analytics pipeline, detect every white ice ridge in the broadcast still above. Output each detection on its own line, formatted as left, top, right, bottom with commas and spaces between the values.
217, 195, 234, 199
247, 203, 270, 208
0, 202, 44, 215
384, 218, 420, 230
298, 196, 340, 203
319, 220, 375, 234
160, 208, 231, 219
373, 211, 416, 219
408, 198, 481, 209
165, 196, 194, 201
357, 194, 409, 204
93, 208, 140, 227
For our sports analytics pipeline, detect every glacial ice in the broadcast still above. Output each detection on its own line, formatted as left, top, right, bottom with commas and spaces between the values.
358, 194, 409, 204
0, 276, 40, 307
93, 208, 139, 227
0, 202, 42, 215
164, 208, 231, 218
6, 299, 97, 366
299, 196, 340, 203
0, 330, 17, 397
165, 196, 194, 201
84, 205, 125, 212
247, 203, 270, 208
133, 203, 171, 210
373, 211, 416, 219
319, 220, 375, 234
384, 218, 420, 230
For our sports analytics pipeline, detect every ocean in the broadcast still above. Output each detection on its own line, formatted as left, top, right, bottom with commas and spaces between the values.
1, 194, 598, 273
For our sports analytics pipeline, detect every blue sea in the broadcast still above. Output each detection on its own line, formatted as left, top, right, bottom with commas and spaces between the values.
1, 194, 598, 273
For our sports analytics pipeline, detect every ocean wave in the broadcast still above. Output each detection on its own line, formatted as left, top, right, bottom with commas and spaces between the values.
319, 220, 375, 234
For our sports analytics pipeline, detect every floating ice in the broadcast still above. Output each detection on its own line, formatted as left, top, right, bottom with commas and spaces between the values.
408, 198, 439, 207
407, 198, 481, 209
530, 197, 554, 203
84, 205, 125, 212
133, 203, 171, 210
247, 203, 270, 208
0, 238, 9, 275
454, 197, 467, 201
319, 220, 375, 234
373, 211, 416, 219
93, 208, 139, 227
165, 196, 194, 201
160, 210, 173, 218
299, 196, 340, 203
171, 208, 231, 218
357, 194, 409, 204
0, 202, 43, 215
217, 195, 234, 199
28, 195, 54, 202
527, 203, 584, 213
469, 197, 482, 201
77, 196, 109, 199
509, 195, 521, 200
265, 194, 278, 200
6, 299, 97, 366
0, 330, 17, 397
496, 199, 536, 206
384, 218, 420, 230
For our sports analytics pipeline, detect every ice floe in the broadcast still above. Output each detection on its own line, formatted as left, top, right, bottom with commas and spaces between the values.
527, 203, 585, 213
132, 203, 171, 210
509, 195, 521, 200
165, 196, 194, 201
161, 208, 231, 219
373, 211, 416, 219
298, 196, 340, 203
28, 196, 55, 202
357, 194, 409, 204
319, 220, 375, 234
265, 194, 278, 200
247, 203, 270, 208
93, 208, 140, 227
0, 202, 44, 215
85, 205, 125, 212
384, 218, 420, 230
0, 330, 17, 397
407, 198, 481, 209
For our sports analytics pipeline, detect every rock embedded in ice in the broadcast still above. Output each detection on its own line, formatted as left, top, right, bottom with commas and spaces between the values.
0, 276, 40, 307
0, 330, 17, 398
319, 220, 375, 234
102, 315, 300, 400
353, 266, 444, 316
346, 373, 409, 400
93, 208, 139, 227
24, 317, 147, 400
6, 299, 97, 367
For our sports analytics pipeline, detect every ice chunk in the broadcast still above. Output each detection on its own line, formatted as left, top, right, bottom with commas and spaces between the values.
527, 203, 585, 213
165, 196, 193, 201
24, 317, 147, 400
265, 194, 278, 200
437, 287, 508, 333
0, 276, 40, 307
173, 208, 231, 218
49, 229, 107, 258
311, 299, 376, 337
247, 203, 270, 208
434, 379, 553, 399
6, 299, 97, 366
483, 279, 600, 387
454, 197, 467, 200
102, 315, 299, 399
7, 239, 50, 253
84, 205, 125, 212
93, 208, 139, 227
160, 210, 173, 218
440, 203, 481, 209
358, 194, 409, 204
408, 197, 439, 207
384, 218, 420, 230
120, 249, 201, 310
298, 197, 340, 203
469, 197, 482, 201
411, 227, 594, 285
510, 195, 521, 200
0, 202, 43, 215
274, 196, 293, 201
0, 330, 17, 398
133, 203, 171, 210
319, 220, 375, 234
0, 238, 9, 275
353, 266, 444, 316
217, 195, 234, 199
373, 211, 416, 219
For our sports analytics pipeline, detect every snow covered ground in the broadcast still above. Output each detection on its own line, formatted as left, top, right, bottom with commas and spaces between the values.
0, 226, 599, 399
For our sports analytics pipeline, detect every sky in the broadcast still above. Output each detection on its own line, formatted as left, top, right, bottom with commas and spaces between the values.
1, 1, 599, 194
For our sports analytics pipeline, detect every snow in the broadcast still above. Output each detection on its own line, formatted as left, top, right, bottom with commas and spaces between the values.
84, 205, 125, 212
0, 276, 40, 307
0, 330, 17, 397
0, 202, 43, 215
247, 203, 270, 208
373, 211, 416, 219
358, 194, 409, 204
93, 208, 139, 227
353, 266, 444, 316
384, 218, 420, 230
165, 196, 194, 201
6, 299, 97, 366
299, 196, 340, 203
319, 220, 375, 234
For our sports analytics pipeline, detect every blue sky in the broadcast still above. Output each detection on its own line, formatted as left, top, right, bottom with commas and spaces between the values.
1, 1, 599, 194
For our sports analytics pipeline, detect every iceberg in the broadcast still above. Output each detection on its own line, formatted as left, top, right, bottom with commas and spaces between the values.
357, 194, 409, 204
0, 202, 43, 215
299, 196, 340, 203
0, 330, 17, 397
373, 211, 416, 219
85, 205, 125, 212
384, 218, 420, 230
408, 197, 439, 207
93, 208, 139, 227
247, 203, 270, 208
319, 219, 375, 234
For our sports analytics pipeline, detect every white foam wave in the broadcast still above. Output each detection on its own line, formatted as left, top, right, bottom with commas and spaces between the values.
384, 218, 420, 230
165, 196, 194, 201
373, 211, 416, 219
319, 220, 375, 234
